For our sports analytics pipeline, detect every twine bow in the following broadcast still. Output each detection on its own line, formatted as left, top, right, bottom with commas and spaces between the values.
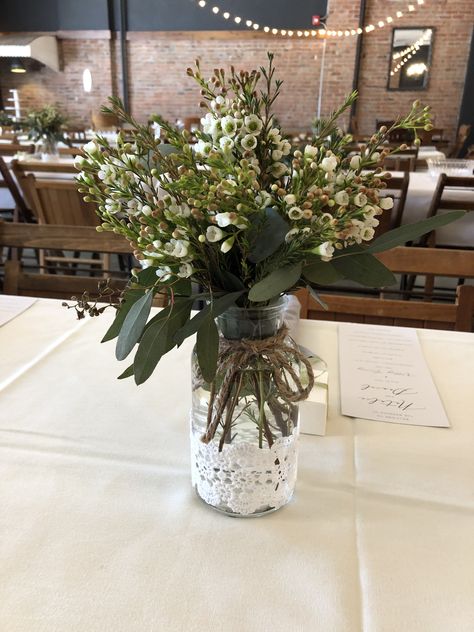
203, 326, 315, 447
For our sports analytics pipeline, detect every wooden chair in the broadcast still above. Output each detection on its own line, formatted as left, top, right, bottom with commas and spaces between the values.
58, 146, 84, 157
0, 132, 19, 142
296, 247, 474, 332
0, 156, 34, 223
0, 143, 35, 157
382, 147, 419, 173
449, 124, 471, 158
19, 173, 108, 274
12, 160, 77, 175
415, 174, 474, 297
376, 120, 413, 144
374, 173, 409, 237
418, 127, 444, 145
91, 111, 119, 131
422, 174, 474, 248
0, 222, 167, 305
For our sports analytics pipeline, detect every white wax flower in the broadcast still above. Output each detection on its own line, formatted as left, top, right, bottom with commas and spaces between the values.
272, 149, 283, 161
256, 191, 273, 208
177, 263, 193, 278
221, 116, 237, 136
74, 155, 86, 167
244, 114, 263, 134
379, 196, 394, 210
83, 140, 99, 156
288, 207, 304, 220
215, 212, 237, 227
206, 226, 225, 242
281, 140, 292, 156
354, 192, 368, 207
365, 217, 380, 228
164, 239, 189, 258
271, 162, 287, 178
334, 191, 350, 206
167, 202, 191, 218
141, 205, 152, 216
285, 228, 300, 242
313, 241, 335, 261
241, 134, 258, 150
219, 136, 235, 151
284, 194, 296, 205
201, 113, 215, 134
350, 155, 362, 169
156, 266, 172, 281
321, 156, 338, 172
194, 140, 212, 156
304, 145, 318, 158
220, 236, 235, 253
361, 227, 375, 241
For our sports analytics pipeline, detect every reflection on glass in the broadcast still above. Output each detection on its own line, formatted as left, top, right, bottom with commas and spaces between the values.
388, 28, 433, 90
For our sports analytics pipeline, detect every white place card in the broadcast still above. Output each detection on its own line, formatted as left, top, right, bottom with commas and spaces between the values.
338, 323, 450, 427
0, 295, 37, 327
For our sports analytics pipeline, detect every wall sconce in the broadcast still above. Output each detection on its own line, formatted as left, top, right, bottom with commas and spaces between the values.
10, 58, 26, 73
82, 68, 92, 92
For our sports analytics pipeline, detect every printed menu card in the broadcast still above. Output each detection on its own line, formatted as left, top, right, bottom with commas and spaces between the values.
339, 323, 450, 427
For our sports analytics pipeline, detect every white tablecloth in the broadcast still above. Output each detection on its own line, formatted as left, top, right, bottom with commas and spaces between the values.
1, 297, 473, 631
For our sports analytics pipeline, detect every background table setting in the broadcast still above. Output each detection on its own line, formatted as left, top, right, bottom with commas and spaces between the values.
1, 295, 474, 632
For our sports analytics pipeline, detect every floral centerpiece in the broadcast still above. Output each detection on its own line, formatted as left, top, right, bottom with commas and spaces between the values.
24, 105, 69, 158
75, 54, 461, 516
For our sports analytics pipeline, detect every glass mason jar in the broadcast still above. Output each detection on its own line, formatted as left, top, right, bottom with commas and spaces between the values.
190, 297, 306, 518
37, 137, 59, 161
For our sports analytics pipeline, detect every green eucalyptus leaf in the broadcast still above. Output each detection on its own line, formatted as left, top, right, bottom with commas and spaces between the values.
332, 253, 396, 287
115, 290, 153, 360
365, 211, 465, 254
248, 207, 289, 263
248, 263, 302, 302
117, 365, 134, 380
133, 298, 193, 385
101, 289, 144, 343
212, 269, 246, 292
303, 259, 344, 285
172, 277, 193, 297
196, 313, 219, 383
134, 266, 160, 287
174, 290, 245, 346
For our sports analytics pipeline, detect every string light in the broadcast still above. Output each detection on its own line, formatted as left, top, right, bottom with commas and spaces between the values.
194, 0, 427, 39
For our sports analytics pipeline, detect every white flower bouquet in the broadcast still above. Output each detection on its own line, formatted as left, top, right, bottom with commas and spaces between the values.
75, 53, 462, 385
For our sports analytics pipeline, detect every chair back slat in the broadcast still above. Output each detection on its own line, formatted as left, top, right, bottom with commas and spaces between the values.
294, 246, 474, 332
26, 174, 98, 226
0, 143, 35, 156
0, 221, 129, 253
423, 173, 474, 246
375, 174, 409, 236
1, 222, 135, 301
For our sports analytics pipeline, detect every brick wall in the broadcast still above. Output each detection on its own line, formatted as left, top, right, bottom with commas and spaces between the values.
0, 0, 472, 142
357, 0, 474, 141
0, 36, 114, 127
